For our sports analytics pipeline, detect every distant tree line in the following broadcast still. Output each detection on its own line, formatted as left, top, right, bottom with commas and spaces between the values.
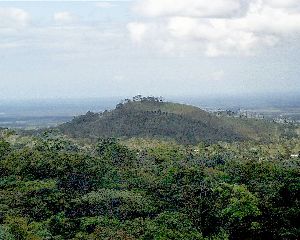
116, 95, 164, 109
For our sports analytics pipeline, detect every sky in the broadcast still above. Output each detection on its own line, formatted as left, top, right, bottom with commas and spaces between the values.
0, 0, 299, 100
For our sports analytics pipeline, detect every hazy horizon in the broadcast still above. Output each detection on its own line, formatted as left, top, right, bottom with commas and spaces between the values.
1, 93, 299, 129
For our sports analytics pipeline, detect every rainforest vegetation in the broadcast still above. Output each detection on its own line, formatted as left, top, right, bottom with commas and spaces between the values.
0, 98, 299, 240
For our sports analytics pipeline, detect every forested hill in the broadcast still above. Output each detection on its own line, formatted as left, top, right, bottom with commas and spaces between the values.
58, 97, 294, 144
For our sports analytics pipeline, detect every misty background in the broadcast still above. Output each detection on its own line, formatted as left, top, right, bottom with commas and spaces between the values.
0, 0, 299, 127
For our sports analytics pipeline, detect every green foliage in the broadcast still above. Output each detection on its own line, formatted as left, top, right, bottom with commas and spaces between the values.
0, 131, 299, 239
48, 212, 78, 239
59, 100, 295, 144
0, 140, 11, 158
148, 211, 204, 240
71, 189, 157, 219
95, 138, 136, 167
216, 184, 261, 220
213, 184, 261, 238
0, 225, 15, 240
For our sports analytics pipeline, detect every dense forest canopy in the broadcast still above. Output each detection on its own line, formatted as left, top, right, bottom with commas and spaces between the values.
0, 97, 299, 239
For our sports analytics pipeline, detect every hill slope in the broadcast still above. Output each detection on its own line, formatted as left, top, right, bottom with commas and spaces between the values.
58, 99, 293, 144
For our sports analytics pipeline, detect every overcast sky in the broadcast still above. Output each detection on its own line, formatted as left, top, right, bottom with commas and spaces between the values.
0, 0, 299, 100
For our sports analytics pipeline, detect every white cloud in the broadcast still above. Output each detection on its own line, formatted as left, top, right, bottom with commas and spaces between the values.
95, 2, 116, 8
0, 7, 30, 28
128, 0, 300, 56
263, 0, 300, 9
211, 70, 225, 81
127, 22, 148, 42
0, 5, 124, 60
0, 19, 123, 62
54, 11, 78, 25
0, 42, 24, 49
28, 25, 121, 57
134, 0, 243, 18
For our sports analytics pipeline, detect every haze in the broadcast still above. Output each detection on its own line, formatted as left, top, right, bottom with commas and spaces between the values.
0, 0, 300, 100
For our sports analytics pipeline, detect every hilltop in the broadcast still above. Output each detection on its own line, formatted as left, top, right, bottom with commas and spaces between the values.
58, 96, 295, 144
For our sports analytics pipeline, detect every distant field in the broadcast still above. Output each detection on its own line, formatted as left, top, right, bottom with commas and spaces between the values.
0, 98, 118, 129
0, 116, 73, 129
247, 107, 300, 121
174, 94, 300, 121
